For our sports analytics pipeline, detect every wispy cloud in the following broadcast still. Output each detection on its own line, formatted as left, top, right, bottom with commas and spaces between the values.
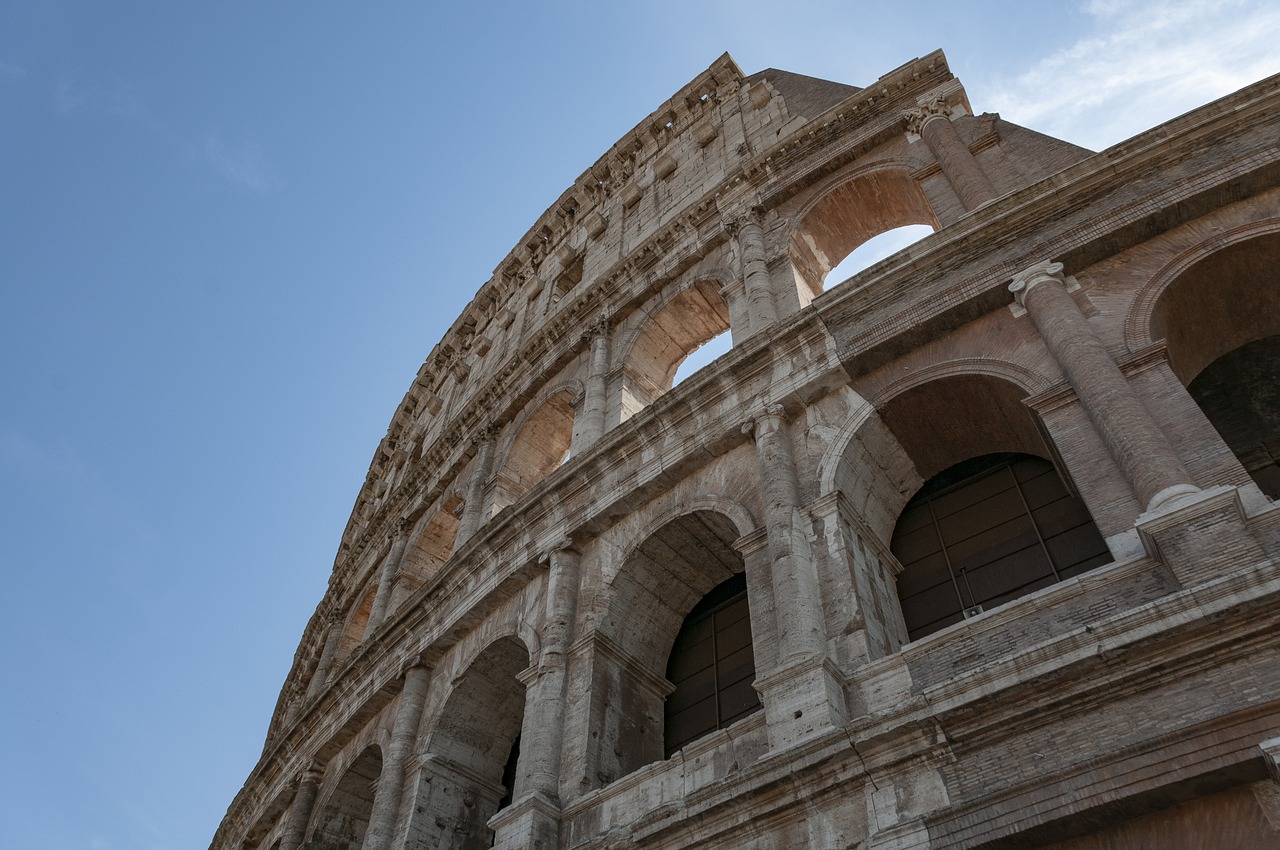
54, 72, 144, 118
0, 60, 25, 82
203, 135, 281, 193
988, 0, 1280, 149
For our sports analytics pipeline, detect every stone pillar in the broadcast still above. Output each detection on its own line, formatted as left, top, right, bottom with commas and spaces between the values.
1010, 261, 1199, 512
573, 321, 611, 453
366, 518, 411, 632
523, 543, 580, 800
456, 430, 496, 546
746, 404, 847, 748
278, 764, 323, 850
748, 405, 826, 662
905, 98, 998, 211
363, 663, 431, 850
729, 213, 779, 336
304, 612, 345, 700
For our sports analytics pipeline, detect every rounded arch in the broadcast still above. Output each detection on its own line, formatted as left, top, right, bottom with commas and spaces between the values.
1136, 228, 1280, 498
1141, 227, 1280, 384
1125, 219, 1280, 355
614, 277, 733, 422
787, 160, 941, 296
308, 744, 383, 850
414, 635, 532, 848
337, 582, 380, 660
491, 382, 582, 514
583, 506, 759, 784
396, 493, 464, 598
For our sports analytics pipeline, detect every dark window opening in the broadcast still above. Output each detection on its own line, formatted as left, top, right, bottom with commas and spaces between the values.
496, 734, 521, 811
663, 573, 761, 756
1188, 333, 1280, 499
891, 453, 1111, 642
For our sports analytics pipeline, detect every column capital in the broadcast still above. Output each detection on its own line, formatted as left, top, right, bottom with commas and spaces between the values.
745, 402, 788, 439
581, 314, 612, 346
539, 538, 578, 566
721, 206, 765, 237
1009, 260, 1066, 307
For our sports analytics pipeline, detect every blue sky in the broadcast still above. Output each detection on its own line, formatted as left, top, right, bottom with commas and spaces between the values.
1, 2, 1276, 848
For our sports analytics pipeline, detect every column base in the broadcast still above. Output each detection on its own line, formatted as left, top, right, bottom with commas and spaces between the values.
755, 655, 848, 752
1135, 485, 1266, 587
488, 791, 561, 850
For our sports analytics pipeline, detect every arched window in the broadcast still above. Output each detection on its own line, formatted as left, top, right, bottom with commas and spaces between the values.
1148, 233, 1280, 501
789, 166, 940, 298
891, 453, 1111, 641
309, 746, 382, 850
663, 572, 760, 756
1187, 333, 1280, 498
492, 389, 576, 514
620, 280, 732, 422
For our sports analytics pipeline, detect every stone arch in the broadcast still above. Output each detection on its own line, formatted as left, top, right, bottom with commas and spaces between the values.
614, 276, 734, 423
308, 744, 383, 850
410, 635, 532, 849
337, 582, 379, 660
848, 372, 1110, 642
393, 493, 464, 605
1124, 219, 1280, 354
787, 161, 941, 296
491, 381, 582, 514
585, 507, 757, 785
1139, 228, 1280, 497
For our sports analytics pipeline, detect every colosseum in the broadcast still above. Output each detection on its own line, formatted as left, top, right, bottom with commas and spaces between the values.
211, 50, 1280, 849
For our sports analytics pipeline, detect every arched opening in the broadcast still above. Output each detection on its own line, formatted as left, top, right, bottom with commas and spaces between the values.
338, 584, 379, 659
663, 572, 760, 756
1150, 233, 1280, 499
588, 509, 755, 785
671, 329, 733, 387
1188, 335, 1280, 498
392, 496, 463, 607
410, 637, 530, 849
309, 746, 382, 850
891, 453, 1111, 641
823, 223, 936, 290
859, 373, 1111, 644
492, 390, 576, 514
789, 167, 940, 297
620, 280, 732, 422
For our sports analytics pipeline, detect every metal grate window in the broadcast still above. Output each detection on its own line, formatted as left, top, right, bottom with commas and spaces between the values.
891, 453, 1112, 642
664, 573, 761, 756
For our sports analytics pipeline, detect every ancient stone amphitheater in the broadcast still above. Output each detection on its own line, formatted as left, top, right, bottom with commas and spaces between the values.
212, 51, 1280, 849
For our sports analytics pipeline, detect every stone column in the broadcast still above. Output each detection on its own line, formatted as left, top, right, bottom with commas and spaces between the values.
456, 429, 496, 545
363, 663, 432, 850
278, 764, 323, 850
304, 611, 345, 700
521, 543, 580, 800
366, 518, 412, 632
573, 321, 611, 454
729, 213, 779, 336
746, 404, 847, 748
1010, 260, 1199, 511
748, 405, 826, 663
905, 98, 998, 211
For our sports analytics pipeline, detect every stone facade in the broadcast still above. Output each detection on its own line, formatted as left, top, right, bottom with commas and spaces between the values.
211, 51, 1280, 849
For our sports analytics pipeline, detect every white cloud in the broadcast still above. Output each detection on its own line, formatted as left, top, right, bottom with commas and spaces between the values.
988, 0, 1280, 149
203, 136, 280, 193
